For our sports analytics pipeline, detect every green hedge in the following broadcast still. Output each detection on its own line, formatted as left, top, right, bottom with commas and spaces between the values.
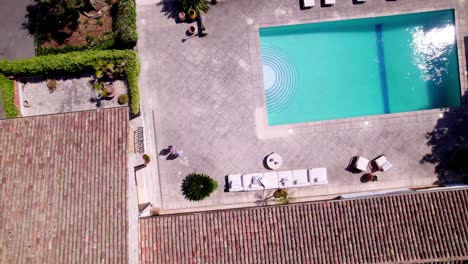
0, 74, 18, 118
0, 50, 140, 114
114, 0, 138, 49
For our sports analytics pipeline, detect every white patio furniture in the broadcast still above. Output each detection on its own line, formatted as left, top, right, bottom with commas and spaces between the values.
308, 168, 328, 185
266, 152, 283, 170
325, 0, 336, 5
227, 174, 244, 192
354, 156, 370, 172
277, 170, 293, 188
262, 172, 280, 189
355, 0, 366, 2
301, 0, 315, 8
291, 169, 310, 187
374, 155, 393, 172
243, 173, 265, 191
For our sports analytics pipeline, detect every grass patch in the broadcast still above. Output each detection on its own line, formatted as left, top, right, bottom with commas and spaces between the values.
0, 49, 140, 114
0, 74, 18, 118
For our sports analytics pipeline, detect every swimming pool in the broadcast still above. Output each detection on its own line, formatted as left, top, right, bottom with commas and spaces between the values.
259, 9, 461, 126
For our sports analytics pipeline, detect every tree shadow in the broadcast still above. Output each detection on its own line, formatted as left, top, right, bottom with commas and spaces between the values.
22, 2, 80, 45
156, 0, 180, 21
420, 92, 468, 184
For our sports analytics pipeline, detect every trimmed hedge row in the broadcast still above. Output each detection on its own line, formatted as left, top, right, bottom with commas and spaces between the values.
0, 49, 140, 114
36, 0, 137, 55
0, 74, 18, 118
114, 0, 138, 49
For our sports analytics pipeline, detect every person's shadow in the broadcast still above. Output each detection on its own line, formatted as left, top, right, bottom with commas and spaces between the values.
159, 146, 171, 156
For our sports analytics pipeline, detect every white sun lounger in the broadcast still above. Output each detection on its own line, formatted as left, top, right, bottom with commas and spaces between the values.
301, 0, 315, 8
308, 168, 328, 185
291, 169, 310, 187
374, 155, 393, 172
262, 172, 280, 189
243, 173, 265, 191
227, 174, 244, 192
355, 156, 370, 172
325, 0, 335, 5
277, 170, 293, 188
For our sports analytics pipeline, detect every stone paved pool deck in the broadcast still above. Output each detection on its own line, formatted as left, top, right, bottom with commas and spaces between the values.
136, 0, 468, 213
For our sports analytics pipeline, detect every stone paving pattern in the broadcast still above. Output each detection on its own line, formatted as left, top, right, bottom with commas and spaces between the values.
136, 0, 468, 211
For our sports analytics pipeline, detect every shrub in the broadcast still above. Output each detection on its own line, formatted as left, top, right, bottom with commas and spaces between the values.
47, 79, 57, 92
181, 173, 218, 201
0, 74, 18, 118
114, 0, 137, 49
0, 49, 140, 114
118, 94, 129, 105
86, 35, 94, 44
142, 154, 150, 164
178, 0, 210, 15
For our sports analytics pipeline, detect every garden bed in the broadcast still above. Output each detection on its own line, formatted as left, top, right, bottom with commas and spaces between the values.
0, 49, 140, 117
19, 75, 127, 117
29, 0, 137, 55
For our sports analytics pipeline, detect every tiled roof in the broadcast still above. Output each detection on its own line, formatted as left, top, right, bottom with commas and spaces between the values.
140, 189, 468, 263
0, 108, 129, 263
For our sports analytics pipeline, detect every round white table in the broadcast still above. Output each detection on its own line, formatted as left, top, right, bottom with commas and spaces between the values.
266, 152, 283, 170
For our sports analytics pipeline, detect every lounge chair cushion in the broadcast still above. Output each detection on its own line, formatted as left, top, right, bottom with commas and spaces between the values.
277, 170, 293, 188
381, 162, 393, 172
243, 173, 264, 190
292, 169, 309, 187
308, 168, 328, 185
355, 156, 370, 172
374, 156, 389, 167
227, 174, 243, 192
261, 172, 279, 189
302, 0, 315, 8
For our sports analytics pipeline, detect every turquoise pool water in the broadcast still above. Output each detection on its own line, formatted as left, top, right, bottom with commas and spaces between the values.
259, 10, 461, 125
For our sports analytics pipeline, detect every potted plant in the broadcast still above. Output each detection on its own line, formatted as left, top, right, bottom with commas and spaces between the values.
118, 94, 129, 105
47, 79, 57, 93
188, 9, 197, 20
142, 154, 150, 164
104, 85, 115, 98
181, 173, 218, 201
369, 174, 378, 182
179, 11, 186, 21
187, 26, 196, 35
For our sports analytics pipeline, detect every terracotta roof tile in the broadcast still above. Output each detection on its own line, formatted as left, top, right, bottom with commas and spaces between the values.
0, 108, 129, 263
140, 189, 468, 263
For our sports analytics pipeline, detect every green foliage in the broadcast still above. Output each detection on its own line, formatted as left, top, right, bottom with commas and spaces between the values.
0, 74, 18, 118
97, 18, 104, 26
86, 35, 94, 43
178, 0, 210, 15
118, 94, 129, 105
142, 154, 150, 163
181, 173, 218, 201
32, 0, 137, 55
273, 189, 288, 199
26, 0, 83, 45
114, 0, 137, 49
47, 78, 58, 92
0, 49, 140, 114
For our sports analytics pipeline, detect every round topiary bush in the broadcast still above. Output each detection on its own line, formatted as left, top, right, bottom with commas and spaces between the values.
181, 173, 218, 201
118, 94, 129, 105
